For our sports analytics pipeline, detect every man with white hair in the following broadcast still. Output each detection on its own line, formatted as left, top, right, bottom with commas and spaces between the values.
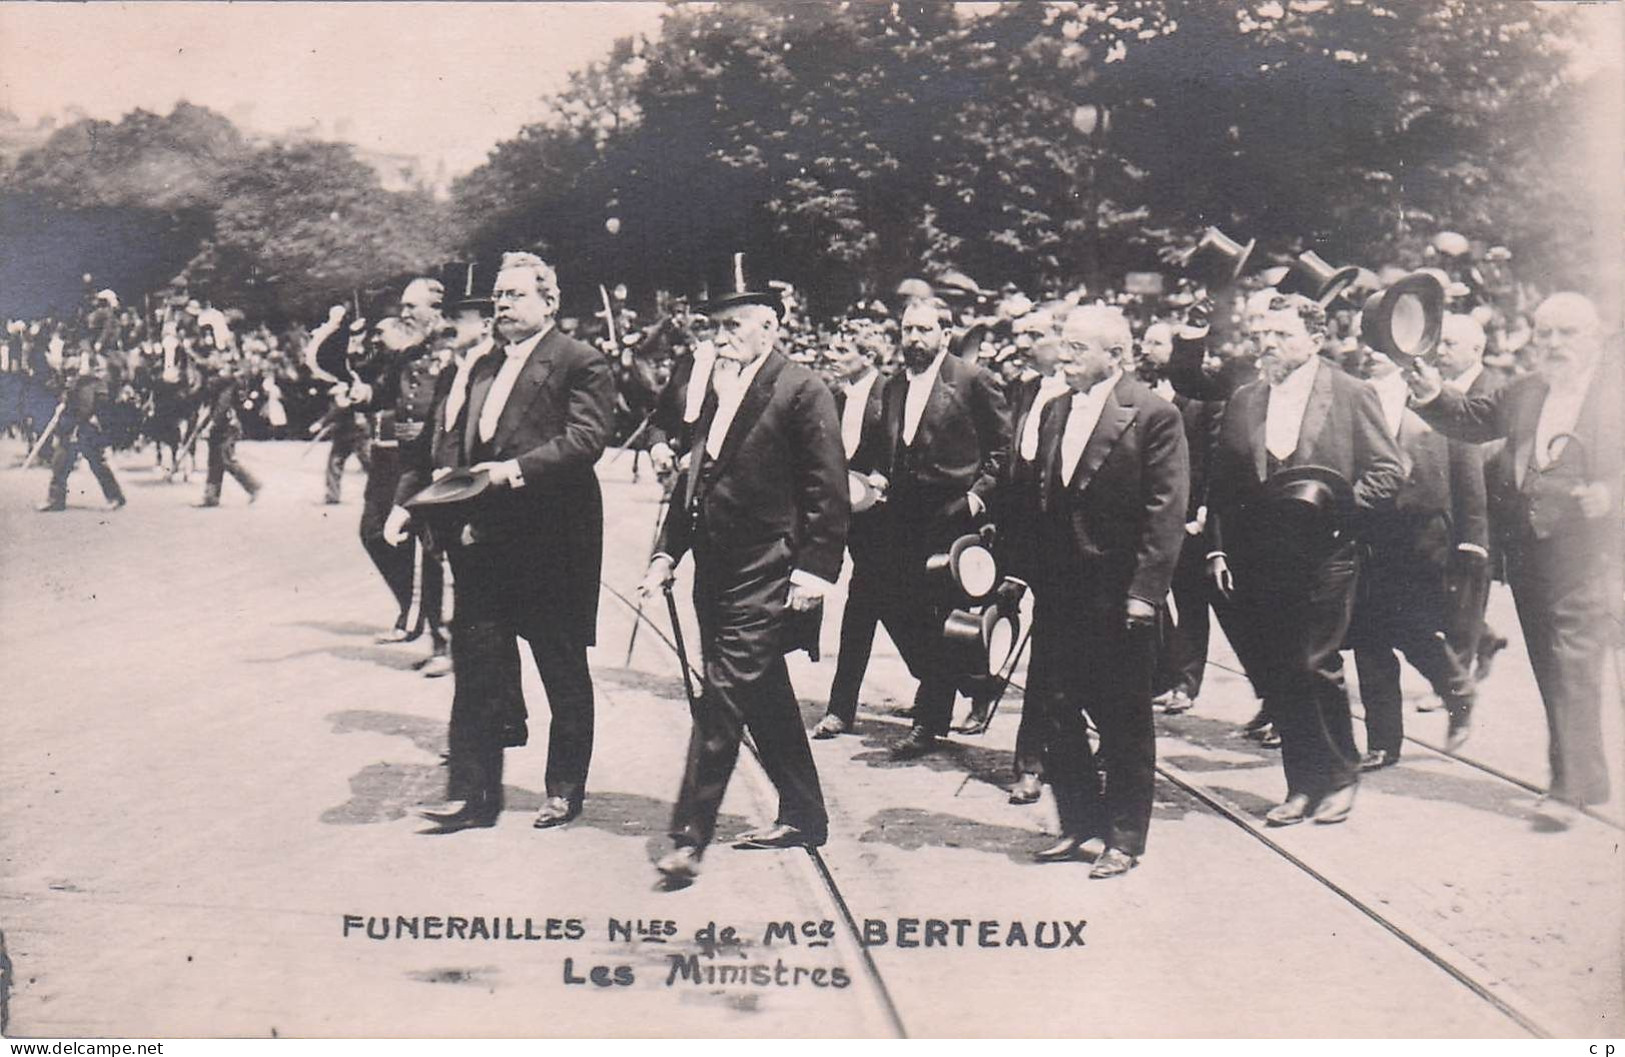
1020, 304, 1188, 877
353, 278, 449, 650
413, 252, 615, 833
1409, 292, 1623, 816
640, 287, 848, 883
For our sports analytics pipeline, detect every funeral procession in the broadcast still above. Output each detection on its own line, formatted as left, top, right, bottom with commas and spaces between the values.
0, 0, 1620, 1042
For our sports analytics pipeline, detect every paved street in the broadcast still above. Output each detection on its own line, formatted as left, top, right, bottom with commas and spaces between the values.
2, 440, 1621, 1038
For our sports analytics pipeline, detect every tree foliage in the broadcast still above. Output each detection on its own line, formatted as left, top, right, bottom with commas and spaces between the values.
455, 0, 1596, 316
2, 104, 453, 321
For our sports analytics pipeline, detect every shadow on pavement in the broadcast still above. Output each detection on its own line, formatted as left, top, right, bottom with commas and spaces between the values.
1161, 712, 1547, 825
328, 708, 447, 756
247, 643, 428, 671
284, 619, 389, 638
855, 806, 1057, 864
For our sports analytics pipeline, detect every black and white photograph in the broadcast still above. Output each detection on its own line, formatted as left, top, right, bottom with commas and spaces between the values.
0, 0, 1621, 1042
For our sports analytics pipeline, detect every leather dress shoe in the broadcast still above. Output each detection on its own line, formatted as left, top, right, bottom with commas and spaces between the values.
1258, 725, 1281, 749
421, 652, 453, 679
1360, 748, 1398, 771
1444, 702, 1473, 753
955, 700, 993, 735
732, 823, 819, 850
103, 497, 127, 511
1089, 847, 1138, 879
532, 795, 581, 829
375, 626, 412, 644
656, 846, 702, 885
810, 714, 850, 740
889, 728, 941, 760
35, 501, 66, 513
1311, 784, 1357, 825
1033, 836, 1084, 863
1008, 772, 1042, 805
1161, 689, 1194, 715
1151, 689, 1176, 708
1265, 793, 1313, 826
416, 799, 499, 833
1242, 708, 1272, 735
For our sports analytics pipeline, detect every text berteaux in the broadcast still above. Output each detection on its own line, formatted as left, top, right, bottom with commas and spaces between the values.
342, 914, 1086, 949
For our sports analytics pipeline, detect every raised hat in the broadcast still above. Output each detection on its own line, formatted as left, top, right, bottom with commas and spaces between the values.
1181, 226, 1256, 290
1359, 270, 1445, 367
1278, 251, 1362, 307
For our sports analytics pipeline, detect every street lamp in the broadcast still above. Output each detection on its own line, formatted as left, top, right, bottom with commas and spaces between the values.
1071, 104, 1110, 295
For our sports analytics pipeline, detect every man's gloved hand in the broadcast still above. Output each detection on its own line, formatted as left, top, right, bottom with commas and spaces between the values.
639, 554, 676, 599
1125, 596, 1158, 632
383, 505, 412, 547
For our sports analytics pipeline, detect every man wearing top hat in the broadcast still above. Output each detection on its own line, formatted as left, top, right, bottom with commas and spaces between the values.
413, 252, 615, 834
1407, 292, 1623, 815
1205, 293, 1405, 826
639, 284, 848, 884
867, 297, 1012, 757
1021, 305, 1189, 877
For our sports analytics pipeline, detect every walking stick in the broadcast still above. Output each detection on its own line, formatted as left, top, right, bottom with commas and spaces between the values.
974, 622, 1034, 734
19, 400, 65, 469
624, 480, 674, 666
605, 406, 658, 467
301, 421, 335, 458
662, 582, 702, 720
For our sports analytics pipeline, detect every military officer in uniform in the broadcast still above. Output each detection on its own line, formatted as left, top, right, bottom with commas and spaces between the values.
37, 353, 127, 513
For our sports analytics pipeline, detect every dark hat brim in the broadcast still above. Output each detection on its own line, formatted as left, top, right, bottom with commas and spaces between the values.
405, 469, 492, 517
1360, 272, 1445, 367
1267, 464, 1355, 511
699, 290, 786, 320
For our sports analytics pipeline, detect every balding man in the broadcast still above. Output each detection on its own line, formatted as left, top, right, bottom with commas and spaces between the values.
1435, 313, 1508, 680
1409, 292, 1624, 815
414, 253, 615, 833
1022, 305, 1188, 876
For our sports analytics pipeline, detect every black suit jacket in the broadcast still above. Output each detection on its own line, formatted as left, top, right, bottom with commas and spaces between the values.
837, 370, 888, 475
658, 350, 849, 586
1364, 406, 1487, 571
1173, 392, 1222, 520
1168, 330, 1258, 403
836, 370, 888, 567
1029, 376, 1190, 608
873, 351, 1011, 510
438, 326, 616, 644
1206, 358, 1406, 565
1417, 356, 1624, 572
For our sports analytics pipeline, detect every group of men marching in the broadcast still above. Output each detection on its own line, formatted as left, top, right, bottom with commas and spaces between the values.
334, 253, 1619, 890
